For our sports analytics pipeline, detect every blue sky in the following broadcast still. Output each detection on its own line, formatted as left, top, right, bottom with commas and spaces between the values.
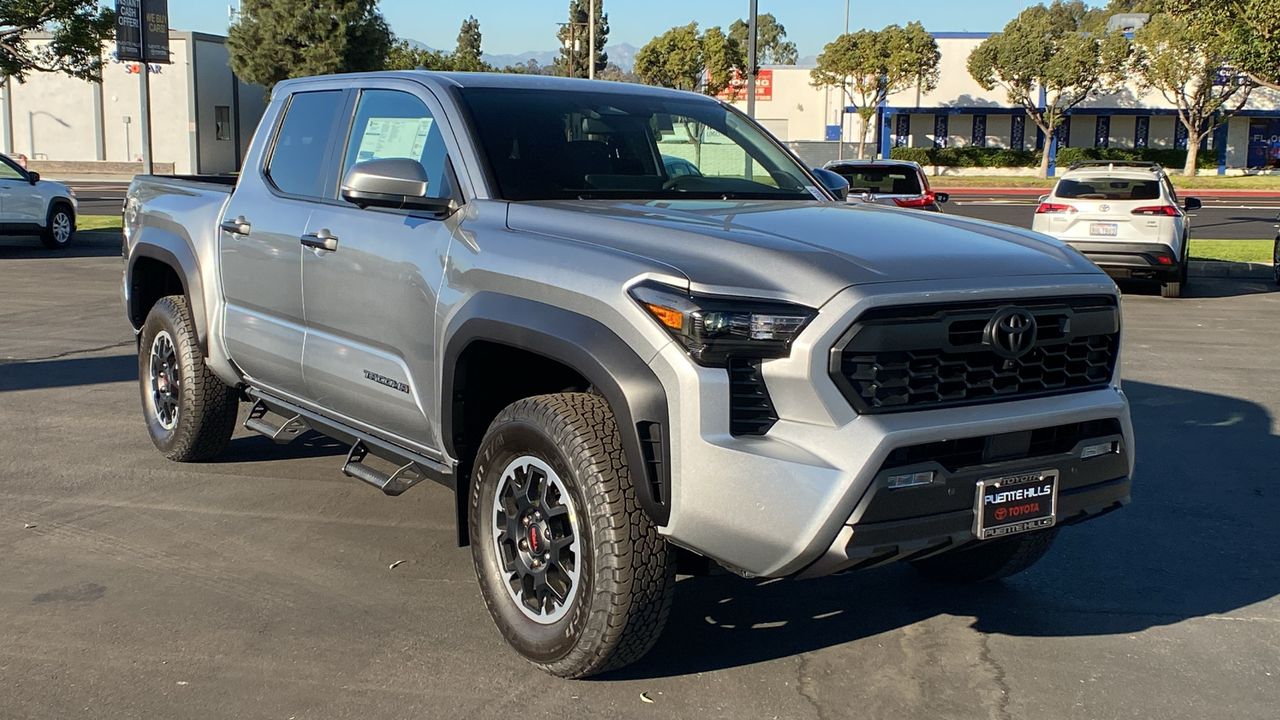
181, 1, 1099, 57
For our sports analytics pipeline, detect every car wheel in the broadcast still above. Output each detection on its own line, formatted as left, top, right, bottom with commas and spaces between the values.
1160, 280, 1183, 298
469, 393, 676, 679
138, 295, 239, 461
910, 528, 1058, 584
40, 203, 74, 249
1273, 237, 1279, 287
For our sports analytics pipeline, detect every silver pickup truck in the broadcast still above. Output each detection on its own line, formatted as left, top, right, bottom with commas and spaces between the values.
122, 71, 1134, 678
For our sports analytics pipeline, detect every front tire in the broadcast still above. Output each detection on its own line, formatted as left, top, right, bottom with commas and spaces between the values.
910, 528, 1058, 583
469, 393, 676, 678
138, 295, 239, 461
40, 203, 74, 249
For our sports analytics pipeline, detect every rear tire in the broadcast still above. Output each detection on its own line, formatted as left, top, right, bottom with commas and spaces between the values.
910, 528, 1058, 584
40, 203, 74, 250
138, 295, 239, 461
469, 393, 676, 678
1160, 280, 1182, 298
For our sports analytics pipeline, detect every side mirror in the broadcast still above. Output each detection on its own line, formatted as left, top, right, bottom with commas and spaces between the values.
934, 191, 949, 204
810, 167, 850, 201
1184, 197, 1202, 211
340, 158, 450, 214
27, 170, 39, 184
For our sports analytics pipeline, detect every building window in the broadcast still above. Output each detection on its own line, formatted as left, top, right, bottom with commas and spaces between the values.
1055, 122, 1069, 149
1011, 114, 1025, 150
1135, 116, 1150, 148
972, 114, 987, 147
933, 114, 949, 149
215, 105, 232, 141
895, 114, 910, 148
1095, 116, 1110, 148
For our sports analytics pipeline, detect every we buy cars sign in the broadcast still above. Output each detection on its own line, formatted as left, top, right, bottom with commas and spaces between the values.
716, 69, 772, 102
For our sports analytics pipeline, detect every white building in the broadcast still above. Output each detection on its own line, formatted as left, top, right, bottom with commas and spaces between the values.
0, 31, 266, 175
731, 33, 1280, 172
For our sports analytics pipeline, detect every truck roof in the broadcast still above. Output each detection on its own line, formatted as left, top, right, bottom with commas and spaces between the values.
273, 70, 715, 104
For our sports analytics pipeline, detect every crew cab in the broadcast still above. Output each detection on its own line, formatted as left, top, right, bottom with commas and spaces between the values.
122, 72, 1134, 678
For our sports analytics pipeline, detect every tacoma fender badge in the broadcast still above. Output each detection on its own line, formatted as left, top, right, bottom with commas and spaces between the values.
363, 369, 410, 394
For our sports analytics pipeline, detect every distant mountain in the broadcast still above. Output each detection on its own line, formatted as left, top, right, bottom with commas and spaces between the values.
403, 40, 639, 72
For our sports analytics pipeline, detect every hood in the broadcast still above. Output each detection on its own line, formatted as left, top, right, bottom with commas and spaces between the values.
505, 200, 1100, 308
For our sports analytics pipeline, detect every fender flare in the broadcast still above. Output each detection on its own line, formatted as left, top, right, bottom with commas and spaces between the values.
127, 234, 208, 351
442, 292, 672, 526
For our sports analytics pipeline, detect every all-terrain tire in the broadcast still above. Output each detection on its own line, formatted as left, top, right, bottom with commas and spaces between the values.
910, 528, 1058, 584
138, 295, 238, 461
40, 202, 74, 249
469, 393, 676, 679
1160, 280, 1182, 298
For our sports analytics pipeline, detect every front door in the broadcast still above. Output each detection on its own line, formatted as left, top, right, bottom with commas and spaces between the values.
0, 156, 44, 227
301, 85, 460, 453
220, 89, 346, 399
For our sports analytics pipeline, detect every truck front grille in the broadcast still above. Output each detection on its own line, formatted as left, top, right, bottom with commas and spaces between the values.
831, 296, 1119, 414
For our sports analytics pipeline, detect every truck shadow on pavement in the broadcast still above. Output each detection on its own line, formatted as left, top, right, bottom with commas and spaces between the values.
0, 232, 122, 259
0, 354, 136, 392
1117, 277, 1277, 299
611, 379, 1280, 680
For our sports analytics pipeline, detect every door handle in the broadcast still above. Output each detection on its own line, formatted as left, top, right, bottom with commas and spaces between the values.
220, 216, 251, 235
300, 230, 339, 252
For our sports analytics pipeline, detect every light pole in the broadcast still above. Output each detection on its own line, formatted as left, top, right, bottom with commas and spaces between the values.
557, 21, 589, 78
746, 0, 757, 119
845, 0, 850, 34
588, 0, 596, 80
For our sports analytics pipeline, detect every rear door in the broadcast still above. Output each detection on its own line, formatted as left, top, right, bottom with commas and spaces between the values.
1043, 175, 1177, 244
219, 89, 347, 399
299, 83, 461, 452
833, 164, 926, 207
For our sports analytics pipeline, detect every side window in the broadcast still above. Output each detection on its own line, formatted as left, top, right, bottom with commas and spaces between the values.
1162, 176, 1178, 203
265, 90, 344, 197
0, 159, 25, 180
341, 90, 451, 200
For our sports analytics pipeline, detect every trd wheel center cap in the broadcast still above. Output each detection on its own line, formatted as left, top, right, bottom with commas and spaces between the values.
527, 524, 542, 554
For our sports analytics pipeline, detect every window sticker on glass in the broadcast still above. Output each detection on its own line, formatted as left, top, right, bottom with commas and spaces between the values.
355, 117, 434, 163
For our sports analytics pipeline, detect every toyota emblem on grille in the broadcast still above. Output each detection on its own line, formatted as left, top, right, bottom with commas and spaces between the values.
985, 307, 1037, 359
1099, 203, 1111, 212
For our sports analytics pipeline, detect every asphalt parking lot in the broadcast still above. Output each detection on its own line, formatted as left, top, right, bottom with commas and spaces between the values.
2, 232, 1278, 719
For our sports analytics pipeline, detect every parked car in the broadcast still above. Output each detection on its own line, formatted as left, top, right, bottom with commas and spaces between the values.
0, 153, 76, 249
823, 159, 949, 211
661, 154, 702, 178
123, 72, 1132, 678
1031, 160, 1200, 298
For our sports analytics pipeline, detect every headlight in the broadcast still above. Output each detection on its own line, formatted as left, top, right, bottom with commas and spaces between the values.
629, 281, 816, 367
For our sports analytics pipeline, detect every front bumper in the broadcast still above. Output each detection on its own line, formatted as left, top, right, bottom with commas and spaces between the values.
652, 277, 1133, 579
1066, 241, 1181, 281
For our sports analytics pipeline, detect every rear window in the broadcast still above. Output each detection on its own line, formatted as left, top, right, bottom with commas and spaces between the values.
1055, 177, 1161, 201
830, 166, 922, 195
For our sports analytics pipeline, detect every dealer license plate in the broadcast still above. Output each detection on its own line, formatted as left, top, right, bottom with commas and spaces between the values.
1089, 222, 1118, 236
974, 469, 1058, 540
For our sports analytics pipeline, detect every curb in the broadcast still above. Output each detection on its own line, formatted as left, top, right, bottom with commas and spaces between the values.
1188, 261, 1273, 279
936, 187, 1280, 199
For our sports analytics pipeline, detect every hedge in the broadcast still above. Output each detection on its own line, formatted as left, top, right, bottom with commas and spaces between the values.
889, 145, 1216, 170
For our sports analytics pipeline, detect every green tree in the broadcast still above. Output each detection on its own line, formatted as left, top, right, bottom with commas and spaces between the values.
0, 0, 115, 81
229, 0, 392, 91
810, 22, 940, 159
728, 14, 798, 65
554, 0, 608, 78
1130, 13, 1252, 174
1168, 0, 1280, 91
385, 40, 453, 71
635, 23, 744, 164
967, 1, 1128, 176
452, 15, 492, 72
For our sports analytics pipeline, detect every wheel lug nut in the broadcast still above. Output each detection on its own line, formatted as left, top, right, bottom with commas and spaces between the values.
542, 553, 550, 562
519, 539, 529, 551
532, 559, 543, 569
522, 516, 531, 527
533, 511, 542, 521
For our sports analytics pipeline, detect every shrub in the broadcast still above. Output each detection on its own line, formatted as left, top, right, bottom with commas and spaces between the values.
889, 146, 1038, 167
1055, 146, 1217, 172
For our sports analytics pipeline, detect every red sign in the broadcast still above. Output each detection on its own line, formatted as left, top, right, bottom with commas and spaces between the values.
717, 69, 772, 102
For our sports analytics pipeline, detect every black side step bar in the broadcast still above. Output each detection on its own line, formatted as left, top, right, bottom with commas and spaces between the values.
244, 390, 454, 497
343, 441, 428, 496
244, 399, 309, 444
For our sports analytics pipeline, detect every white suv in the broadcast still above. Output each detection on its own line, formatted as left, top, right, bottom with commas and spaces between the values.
1032, 161, 1200, 298
0, 153, 77, 249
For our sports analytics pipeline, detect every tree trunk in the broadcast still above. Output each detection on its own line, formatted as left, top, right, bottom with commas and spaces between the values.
857, 118, 869, 159
1038, 138, 1053, 178
1183, 134, 1201, 176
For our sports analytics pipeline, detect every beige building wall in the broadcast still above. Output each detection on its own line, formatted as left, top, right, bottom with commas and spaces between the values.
7, 68, 97, 162
1109, 115, 1136, 147
984, 115, 1012, 149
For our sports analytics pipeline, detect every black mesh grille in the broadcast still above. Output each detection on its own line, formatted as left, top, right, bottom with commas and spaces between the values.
728, 358, 777, 436
883, 418, 1124, 473
832, 297, 1119, 414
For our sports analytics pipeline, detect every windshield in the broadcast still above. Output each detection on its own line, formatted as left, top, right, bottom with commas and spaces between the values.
456, 87, 819, 202
1055, 177, 1162, 201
